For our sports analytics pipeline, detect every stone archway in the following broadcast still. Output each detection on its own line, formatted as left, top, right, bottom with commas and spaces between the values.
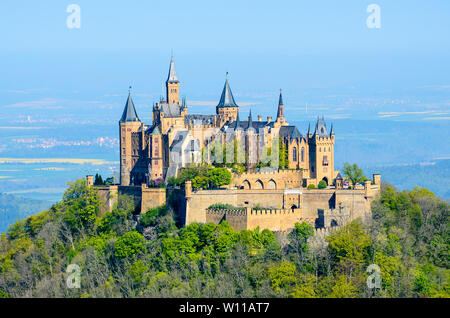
242, 180, 251, 189
267, 179, 277, 189
322, 177, 329, 186
255, 179, 264, 189
331, 219, 338, 227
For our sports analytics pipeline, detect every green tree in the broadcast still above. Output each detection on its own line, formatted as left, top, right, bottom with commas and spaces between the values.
63, 179, 101, 232
342, 162, 367, 187
278, 138, 288, 169
318, 180, 327, 189
210, 168, 232, 188
192, 175, 209, 189
94, 173, 104, 185
114, 231, 146, 259
327, 220, 372, 274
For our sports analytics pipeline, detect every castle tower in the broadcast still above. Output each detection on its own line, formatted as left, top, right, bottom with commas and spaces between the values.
276, 89, 286, 125
308, 116, 335, 186
149, 125, 163, 180
166, 55, 180, 104
216, 73, 239, 124
245, 110, 257, 169
119, 88, 142, 186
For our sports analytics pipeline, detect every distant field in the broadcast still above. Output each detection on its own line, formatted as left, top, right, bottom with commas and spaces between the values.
0, 158, 118, 165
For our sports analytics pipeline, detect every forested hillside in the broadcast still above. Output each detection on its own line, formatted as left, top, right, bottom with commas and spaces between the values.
0, 179, 448, 298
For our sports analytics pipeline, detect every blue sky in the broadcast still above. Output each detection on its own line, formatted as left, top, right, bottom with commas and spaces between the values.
1, 1, 450, 122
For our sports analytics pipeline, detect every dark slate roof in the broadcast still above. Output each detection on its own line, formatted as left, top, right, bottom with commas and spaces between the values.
278, 90, 284, 106
184, 114, 215, 125
146, 124, 160, 135
217, 78, 238, 108
336, 172, 343, 180
166, 56, 179, 83
314, 116, 328, 137
161, 103, 181, 118
279, 126, 302, 140
120, 93, 140, 122
170, 131, 189, 152
225, 118, 273, 132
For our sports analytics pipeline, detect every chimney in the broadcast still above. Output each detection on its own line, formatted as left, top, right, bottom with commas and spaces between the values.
257, 115, 262, 121
267, 116, 272, 123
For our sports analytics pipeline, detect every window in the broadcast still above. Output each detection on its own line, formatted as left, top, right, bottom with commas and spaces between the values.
293, 147, 297, 161
323, 155, 328, 166
301, 147, 305, 162
319, 147, 321, 152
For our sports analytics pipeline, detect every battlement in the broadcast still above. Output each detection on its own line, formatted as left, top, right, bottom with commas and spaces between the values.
250, 208, 300, 215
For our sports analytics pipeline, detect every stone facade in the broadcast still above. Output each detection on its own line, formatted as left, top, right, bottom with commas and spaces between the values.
183, 174, 381, 231
118, 56, 339, 189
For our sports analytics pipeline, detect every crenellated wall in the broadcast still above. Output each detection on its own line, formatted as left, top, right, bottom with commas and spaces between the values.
184, 173, 381, 231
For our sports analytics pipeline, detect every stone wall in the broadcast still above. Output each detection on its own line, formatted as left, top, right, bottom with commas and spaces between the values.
231, 169, 303, 190
206, 207, 305, 232
184, 173, 382, 231
95, 184, 166, 215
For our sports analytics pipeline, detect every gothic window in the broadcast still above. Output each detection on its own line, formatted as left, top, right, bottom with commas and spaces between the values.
329, 147, 331, 152
323, 155, 329, 166
301, 147, 305, 162
319, 147, 321, 152
293, 147, 297, 162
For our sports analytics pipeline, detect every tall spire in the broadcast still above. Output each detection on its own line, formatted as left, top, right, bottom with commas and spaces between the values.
120, 86, 140, 122
277, 89, 284, 119
246, 109, 254, 130
217, 73, 238, 108
234, 112, 242, 131
167, 54, 179, 83
307, 123, 311, 135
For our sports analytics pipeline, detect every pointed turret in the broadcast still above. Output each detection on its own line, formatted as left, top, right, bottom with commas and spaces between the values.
120, 87, 140, 122
246, 109, 255, 131
166, 55, 179, 83
330, 123, 334, 136
166, 55, 180, 104
277, 89, 284, 119
217, 73, 239, 108
307, 123, 311, 136
314, 116, 328, 137
234, 112, 242, 131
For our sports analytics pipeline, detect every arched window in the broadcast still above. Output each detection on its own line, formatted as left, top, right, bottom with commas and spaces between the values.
301, 147, 305, 162
293, 147, 297, 161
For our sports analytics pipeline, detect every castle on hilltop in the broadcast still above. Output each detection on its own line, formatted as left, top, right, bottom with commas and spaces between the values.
91, 56, 381, 233
119, 56, 337, 189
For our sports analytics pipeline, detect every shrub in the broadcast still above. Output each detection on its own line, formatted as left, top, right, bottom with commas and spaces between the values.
114, 231, 146, 259
210, 168, 232, 188
208, 203, 234, 210
307, 184, 316, 189
318, 180, 327, 189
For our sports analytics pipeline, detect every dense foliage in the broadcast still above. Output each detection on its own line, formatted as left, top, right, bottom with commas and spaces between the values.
0, 180, 448, 298
167, 167, 232, 190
